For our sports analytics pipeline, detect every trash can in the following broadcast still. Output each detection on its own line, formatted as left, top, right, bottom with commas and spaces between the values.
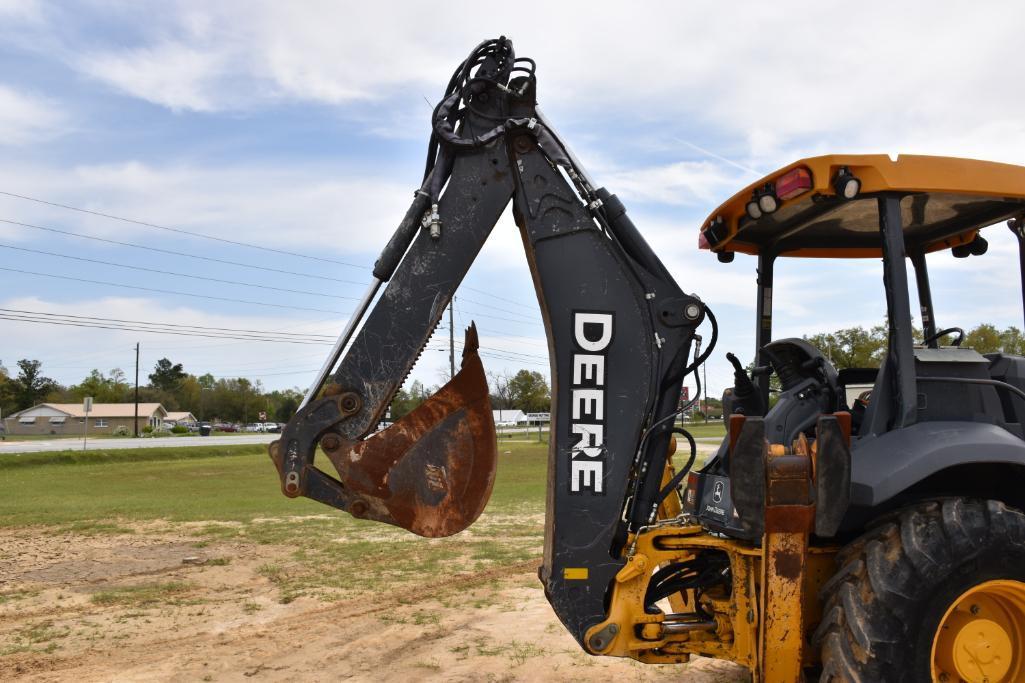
199, 423, 212, 437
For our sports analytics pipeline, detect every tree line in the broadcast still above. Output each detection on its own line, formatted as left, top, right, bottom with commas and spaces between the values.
0, 358, 552, 425
388, 369, 552, 420
8, 323, 1018, 423
804, 323, 1025, 369
0, 357, 302, 424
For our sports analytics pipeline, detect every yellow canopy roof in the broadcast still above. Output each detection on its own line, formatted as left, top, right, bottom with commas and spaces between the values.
699, 154, 1025, 258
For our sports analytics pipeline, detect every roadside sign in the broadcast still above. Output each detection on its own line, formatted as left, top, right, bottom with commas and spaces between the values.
83, 397, 93, 452
258, 411, 267, 421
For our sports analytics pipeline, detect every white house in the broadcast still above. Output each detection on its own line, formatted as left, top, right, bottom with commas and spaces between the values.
492, 409, 525, 426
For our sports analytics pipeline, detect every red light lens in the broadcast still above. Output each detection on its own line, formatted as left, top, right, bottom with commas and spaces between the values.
684, 473, 699, 511
698, 231, 710, 250
775, 166, 812, 201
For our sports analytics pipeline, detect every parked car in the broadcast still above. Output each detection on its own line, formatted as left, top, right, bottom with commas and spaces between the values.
263, 422, 281, 433
213, 423, 237, 432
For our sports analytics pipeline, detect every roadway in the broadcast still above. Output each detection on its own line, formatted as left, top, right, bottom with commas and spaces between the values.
1, 432, 723, 455
0, 433, 277, 454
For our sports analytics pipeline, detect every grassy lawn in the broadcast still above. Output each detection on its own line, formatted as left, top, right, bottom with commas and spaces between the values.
676, 421, 726, 438
0, 441, 552, 605
0, 442, 548, 527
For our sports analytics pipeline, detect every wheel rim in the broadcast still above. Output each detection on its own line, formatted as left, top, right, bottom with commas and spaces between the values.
932, 579, 1025, 683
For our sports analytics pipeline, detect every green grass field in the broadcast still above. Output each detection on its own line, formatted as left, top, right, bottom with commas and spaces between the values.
0, 442, 550, 528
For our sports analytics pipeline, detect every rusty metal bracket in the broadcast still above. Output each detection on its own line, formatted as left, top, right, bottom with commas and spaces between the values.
760, 435, 815, 682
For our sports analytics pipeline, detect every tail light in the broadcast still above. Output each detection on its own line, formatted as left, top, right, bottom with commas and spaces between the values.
683, 472, 700, 513
776, 166, 813, 200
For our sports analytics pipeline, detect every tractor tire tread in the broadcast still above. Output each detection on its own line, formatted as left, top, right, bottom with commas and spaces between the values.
815, 498, 1025, 682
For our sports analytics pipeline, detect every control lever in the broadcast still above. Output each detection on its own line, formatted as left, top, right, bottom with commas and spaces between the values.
726, 352, 766, 417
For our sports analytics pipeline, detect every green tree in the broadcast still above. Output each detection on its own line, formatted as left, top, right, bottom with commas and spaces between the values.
804, 325, 887, 369
963, 324, 1002, 353
13, 359, 59, 410
69, 369, 128, 403
270, 389, 302, 422
389, 380, 426, 419
1000, 327, 1025, 355
0, 361, 16, 417
487, 371, 514, 409
508, 370, 550, 412
148, 358, 186, 392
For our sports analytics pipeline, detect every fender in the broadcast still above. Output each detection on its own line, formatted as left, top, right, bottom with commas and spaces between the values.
848, 420, 1025, 512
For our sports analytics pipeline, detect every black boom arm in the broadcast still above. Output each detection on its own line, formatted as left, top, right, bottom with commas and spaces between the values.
270, 37, 710, 648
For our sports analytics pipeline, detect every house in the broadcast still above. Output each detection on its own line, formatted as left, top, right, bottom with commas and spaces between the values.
492, 409, 525, 427
3, 403, 168, 436
164, 411, 198, 427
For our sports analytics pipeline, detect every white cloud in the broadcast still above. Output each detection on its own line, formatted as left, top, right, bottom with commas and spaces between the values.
0, 0, 40, 20
601, 160, 743, 207
79, 42, 232, 113
40, 1, 1025, 165
0, 84, 65, 145
0, 160, 412, 254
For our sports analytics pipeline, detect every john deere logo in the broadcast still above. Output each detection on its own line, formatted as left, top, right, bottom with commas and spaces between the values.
712, 481, 724, 503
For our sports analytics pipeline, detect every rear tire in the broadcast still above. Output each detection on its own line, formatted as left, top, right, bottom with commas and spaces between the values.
814, 498, 1025, 682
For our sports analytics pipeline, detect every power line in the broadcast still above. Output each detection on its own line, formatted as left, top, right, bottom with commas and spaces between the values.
0, 308, 336, 340
0, 266, 353, 316
0, 309, 550, 364
0, 312, 335, 345
0, 225, 545, 328
0, 217, 367, 285
0, 243, 363, 301
0, 190, 370, 268
454, 294, 539, 324
462, 284, 538, 311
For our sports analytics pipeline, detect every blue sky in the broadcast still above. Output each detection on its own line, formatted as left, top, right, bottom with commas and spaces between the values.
2, 1, 1025, 400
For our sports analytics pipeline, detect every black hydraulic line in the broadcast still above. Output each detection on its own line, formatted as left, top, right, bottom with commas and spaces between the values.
372, 187, 432, 282
631, 308, 716, 470
657, 428, 698, 503
595, 188, 674, 283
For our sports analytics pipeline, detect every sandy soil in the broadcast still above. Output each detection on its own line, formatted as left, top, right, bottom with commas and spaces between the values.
0, 524, 748, 682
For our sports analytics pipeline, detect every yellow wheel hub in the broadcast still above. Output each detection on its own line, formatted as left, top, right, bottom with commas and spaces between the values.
932, 580, 1025, 683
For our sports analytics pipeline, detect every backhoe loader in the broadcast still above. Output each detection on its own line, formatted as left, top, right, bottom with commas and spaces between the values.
269, 37, 1025, 682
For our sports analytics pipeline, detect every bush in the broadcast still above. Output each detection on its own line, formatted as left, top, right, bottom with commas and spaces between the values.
142, 425, 153, 434
113, 425, 131, 437
170, 425, 189, 434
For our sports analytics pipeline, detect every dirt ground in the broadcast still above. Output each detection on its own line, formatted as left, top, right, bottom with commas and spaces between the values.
0, 522, 749, 682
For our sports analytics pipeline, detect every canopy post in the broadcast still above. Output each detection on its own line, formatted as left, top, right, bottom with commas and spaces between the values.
754, 252, 775, 409
1011, 217, 1025, 332
879, 195, 917, 428
909, 250, 936, 348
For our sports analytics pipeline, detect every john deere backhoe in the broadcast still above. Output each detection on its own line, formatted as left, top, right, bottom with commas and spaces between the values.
269, 37, 1025, 682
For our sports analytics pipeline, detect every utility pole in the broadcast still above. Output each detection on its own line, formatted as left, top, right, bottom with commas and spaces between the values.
134, 342, 140, 438
703, 352, 709, 424
449, 297, 455, 380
